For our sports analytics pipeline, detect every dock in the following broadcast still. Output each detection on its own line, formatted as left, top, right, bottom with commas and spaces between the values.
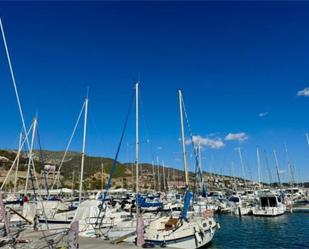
16, 230, 140, 249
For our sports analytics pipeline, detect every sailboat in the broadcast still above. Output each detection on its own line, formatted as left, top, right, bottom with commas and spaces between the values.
72, 82, 158, 242
99, 82, 159, 243
37, 96, 89, 230
143, 90, 218, 249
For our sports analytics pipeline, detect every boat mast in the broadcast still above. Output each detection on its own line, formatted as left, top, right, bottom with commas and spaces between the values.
256, 147, 261, 186
231, 161, 237, 191
135, 82, 139, 194
238, 147, 246, 189
79, 96, 88, 203
101, 162, 104, 191
24, 117, 37, 194
14, 132, 23, 194
167, 163, 170, 191
156, 156, 160, 191
273, 149, 282, 187
178, 90, 189, 187
284, 143, 293, 187
135, 81, 145, 247
71, 170, 75, 197
162, 160, 166, 192
152, 161, 155, 191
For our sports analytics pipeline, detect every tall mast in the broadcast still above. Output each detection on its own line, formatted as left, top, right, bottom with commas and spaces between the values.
14, 132, 23, 194
71, 170, 75, 197
135, 81, 145, 247
135, 82, 139, 194
101, 162, 104, 191
263, 149, 273, 184
79, 96, 88, 203
198, 142, 202, 170
231, 161, 237, 191
284, 143, 293, 187
156, 156, 160, 191
24, 117, 37, 194
162, 160, 166, 192
273, 149, 281, 187
238, 147, 245, 178
152, 161, 155, 191
238, 147, 246, 188
167, 164, 170, 190
256, 147, 261, 186
178, 90, 189, 187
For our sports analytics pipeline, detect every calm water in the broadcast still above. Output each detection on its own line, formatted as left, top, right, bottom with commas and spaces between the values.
207, 213, 309, 249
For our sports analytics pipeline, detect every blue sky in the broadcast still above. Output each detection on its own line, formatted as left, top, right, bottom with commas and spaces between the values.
0, 1, 309, 182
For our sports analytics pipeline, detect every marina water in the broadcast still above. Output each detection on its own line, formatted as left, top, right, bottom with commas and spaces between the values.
208, 213, 309, 249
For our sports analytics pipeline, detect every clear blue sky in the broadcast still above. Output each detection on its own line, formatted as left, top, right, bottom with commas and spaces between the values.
0, 1, 309, 182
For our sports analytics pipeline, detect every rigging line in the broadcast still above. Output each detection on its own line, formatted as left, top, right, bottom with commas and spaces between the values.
0, 21, 52, 239
181, 94, 207, 194
0, 20, 46, 208
49, 100, 85, 196
0, 19, 31, 153
36, 125, 45, 164
0, 122, 34, 190
24, 121, 52, 244
181, 96, 200, 168
96, 90, 135, 227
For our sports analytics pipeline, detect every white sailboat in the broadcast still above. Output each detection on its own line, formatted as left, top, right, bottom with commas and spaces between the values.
38, 96, 89, 230
143, 90, 218, 249
75, 82, 158, 242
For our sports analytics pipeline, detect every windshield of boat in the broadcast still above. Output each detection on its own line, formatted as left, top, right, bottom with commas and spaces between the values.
260, 197, 277, 207
229, 196, 240, 203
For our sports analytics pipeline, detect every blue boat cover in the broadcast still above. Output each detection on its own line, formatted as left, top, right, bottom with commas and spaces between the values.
137, 194, 163, 208
180, 190, 192, 221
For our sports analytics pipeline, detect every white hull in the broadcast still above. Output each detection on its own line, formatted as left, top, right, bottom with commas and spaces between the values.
232, 206, 252, 216
144, 216, 218, 249
253, 206, 285, 216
